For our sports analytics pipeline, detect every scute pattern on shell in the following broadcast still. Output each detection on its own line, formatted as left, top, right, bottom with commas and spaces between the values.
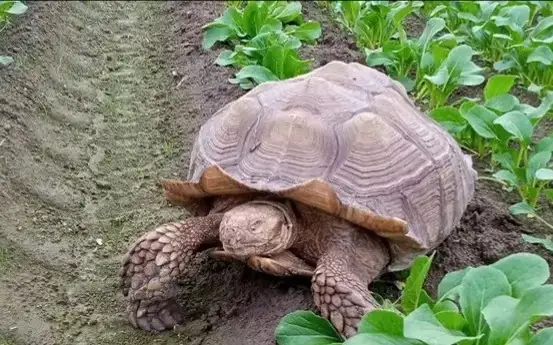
175, 61, 477, 270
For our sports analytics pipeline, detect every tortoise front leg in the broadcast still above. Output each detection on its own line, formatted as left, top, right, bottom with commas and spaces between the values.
119, 213, 223, 332
312, 230, 390, 338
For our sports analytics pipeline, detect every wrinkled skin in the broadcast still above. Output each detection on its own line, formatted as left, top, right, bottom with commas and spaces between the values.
119, 196, 390, 338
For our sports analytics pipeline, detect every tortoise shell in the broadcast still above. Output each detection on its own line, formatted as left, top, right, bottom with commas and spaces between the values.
162, 61, 477, 271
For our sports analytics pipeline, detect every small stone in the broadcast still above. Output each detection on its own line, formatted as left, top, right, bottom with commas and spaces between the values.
324, 294, 331, 304
95, 238, 103, 245
95, 179, 111, 189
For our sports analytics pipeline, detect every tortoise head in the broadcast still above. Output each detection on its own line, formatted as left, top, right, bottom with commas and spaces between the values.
219, 200, 296, 259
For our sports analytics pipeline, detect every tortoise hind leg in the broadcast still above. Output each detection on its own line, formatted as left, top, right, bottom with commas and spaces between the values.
208, 249, 315, 277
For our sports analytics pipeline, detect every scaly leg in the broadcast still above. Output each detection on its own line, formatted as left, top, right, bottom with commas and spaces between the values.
311, 228, 390, 338
119, 213, 222, 332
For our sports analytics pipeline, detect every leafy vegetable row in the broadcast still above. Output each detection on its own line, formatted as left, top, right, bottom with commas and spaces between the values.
275, 252, 553, 345
202, 1, 321, 89
0, 1, 28, 66
420, 1, 553, 95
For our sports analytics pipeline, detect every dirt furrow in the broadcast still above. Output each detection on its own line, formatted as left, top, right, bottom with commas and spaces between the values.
0, 2, 182, 344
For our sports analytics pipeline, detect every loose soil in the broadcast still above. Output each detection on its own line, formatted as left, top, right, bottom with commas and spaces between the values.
0, 2, 551, 345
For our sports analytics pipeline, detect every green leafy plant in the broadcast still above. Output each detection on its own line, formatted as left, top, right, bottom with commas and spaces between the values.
332, 1, 423, 50
429, 74, 553, 224
420, 44, 485, 109
365, 17, 448, 92
202, 1, 319, 49
275, 252, 553, 345
0, 1, 28, 66
202, 1, 321, 89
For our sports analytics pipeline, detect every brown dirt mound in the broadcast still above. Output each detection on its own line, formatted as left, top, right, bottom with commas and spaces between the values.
0, 2, 551, 345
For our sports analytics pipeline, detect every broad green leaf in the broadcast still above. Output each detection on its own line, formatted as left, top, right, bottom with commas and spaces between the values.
401, 254, 434, 314
522, 234, 553, 251
484, 285, 553, 345
493, 111, 533, 143
529, 328, 553, 345
202, 24, 235, 49
215, 50, 236, 66
491, 253, 550, 298
7, 1, 27, 14
429, 106, 467, 134
435, 311, 466, 331
530, 16, 553, 44
232, 65, 279, 87
459, 266, 511, 336
494, 58, 516, 72
536, 168, 553, 180
493, 152, 516, 172
536, 136, 553, 153
493, 170, 518, 186
482, 295, 520, 345
275, 310, 343, 345
417, 17, 446, 54
358, 310, 403, 335
525, 91, 553, 120
365, 49, 394, 67
493, 5, 530, 35
290, 21, 321, 43
404, 304, 480, 345
242, 2, 270, 38
270, 1, 302, 23
458, 73, 485, 86
0, 56, 14, 66
528, 46, 553, 65
517, 284, 553, 319
425, 67, 449, 86
433, 300, 459, 314
258, 19, 284, 35
510, 202, 536, 215
486, 94, 520, 113
437, 267, 471, 300
461, 104, 499, 139
343, 333, 421, 345
527, 151, 552, 184
484, 74, 517, 101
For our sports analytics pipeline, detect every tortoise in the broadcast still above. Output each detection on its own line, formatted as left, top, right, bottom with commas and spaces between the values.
119, 61, 476, 337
